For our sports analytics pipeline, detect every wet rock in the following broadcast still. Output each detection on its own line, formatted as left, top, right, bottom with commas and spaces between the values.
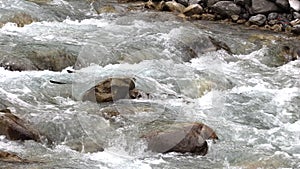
275, 0, 290, 10
207, 0, 220, 7
211, 1, 241, 17
208, 36, 232, 54
82, 77, 137, 103
25, 0, 52, 5
0, 150, 28, 163
250, 0, 281, 14
0, 109, 40, 141
268, 12, 279, 21
94, 5, 117, 14
65, 137, 104, 153
0, 13, 37, 28
280, 45, 300, 62
183, 4, 203, 16
176, 0, 189, 7
2, 44, 77, 71
249, 14, 267, 26
142, 122, 218, 155
164, 1, 186, 13
291, 24, 300, 34
293, 12, 300, 19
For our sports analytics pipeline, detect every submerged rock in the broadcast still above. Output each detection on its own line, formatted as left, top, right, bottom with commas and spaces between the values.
0, 150, 28, 163
65, 137, 104, 153
82, 77, 138, 103
280, 45, 300, 62
0, 109, 40, 142
142, 122, 218, 155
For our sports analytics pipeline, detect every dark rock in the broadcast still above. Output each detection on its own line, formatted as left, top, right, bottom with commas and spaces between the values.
234, 0, 251, 6
82, 77, 137, 103
183, 4, 204, 16
189, 0, 201, 5
0, 150, 28, 163
291, 25, 300, 34
280, 45, 300, 62
207, 0, 221, 7
275, 0, 290, 10
211, 1, 241, 17
142, 122, 218, 155
250, 0, 281, 14
268, 12, 279, 21
249, 14, 267, 26
176, 0, 189, 7
293, 12, 300, 19
208, 36, 232, 54
0, 109, 40, 141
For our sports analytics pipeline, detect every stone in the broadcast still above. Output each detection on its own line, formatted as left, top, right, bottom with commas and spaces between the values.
250, 0, 281, 14
234, 0, 251, 6
25, 0, 52, 5
0, 13, 37, 28
65, 137, 104, 153
289, 0, 300, 11
0, 109, 40, 141
280, 45, 300, 62
0, 45, 78, 71
164, 1, 186, 13
201, 13, 216, 20
176, 0, 189, 7
293, 12, 300, 19
231, 14, 239, 21
291, 24, 300, 34
268, 13, 279, 21
211, 1, 241, 17
142, 122, 218, 155
249, 14, 267, 26
0, 150, 28, 163
183, 4, 203, 16
82, 77, 137, 103
275, 0, 290, 10
207, 0, 221, 7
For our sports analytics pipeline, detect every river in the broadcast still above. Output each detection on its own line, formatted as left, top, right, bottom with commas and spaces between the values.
0, 0, 300, 168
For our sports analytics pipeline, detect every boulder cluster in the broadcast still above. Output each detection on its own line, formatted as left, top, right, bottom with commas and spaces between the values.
144, 0, 300, 34
0, 77, 219, 162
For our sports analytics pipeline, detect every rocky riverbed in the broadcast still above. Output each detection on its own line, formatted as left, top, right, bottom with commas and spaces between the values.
0, 0, 300, 168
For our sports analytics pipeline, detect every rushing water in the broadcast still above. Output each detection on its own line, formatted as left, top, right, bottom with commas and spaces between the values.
1, 0, 300, 168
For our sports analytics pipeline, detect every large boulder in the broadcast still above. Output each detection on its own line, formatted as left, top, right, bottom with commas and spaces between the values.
211, 1, 241, 17
82, 77, 139, 103
250, 0, 281, 14
0, 44, 78, 71
0, 109, 40, 141
142, 122, 218, 155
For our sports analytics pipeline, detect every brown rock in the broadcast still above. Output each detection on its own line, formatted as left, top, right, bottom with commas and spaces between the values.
164, 1, 185, 13
183, 4, 203, 17
0, 109, 40, 141
142, 122, 218, 155
4, 13, 37, 27
0, 150, 26, 163
82, 77, 137, 103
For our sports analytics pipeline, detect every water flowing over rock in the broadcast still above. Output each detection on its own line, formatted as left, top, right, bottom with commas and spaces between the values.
143, 122, 218, 155
82, 77, 138, 103
0, 150, 28, 163
0, 109, 40, 142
